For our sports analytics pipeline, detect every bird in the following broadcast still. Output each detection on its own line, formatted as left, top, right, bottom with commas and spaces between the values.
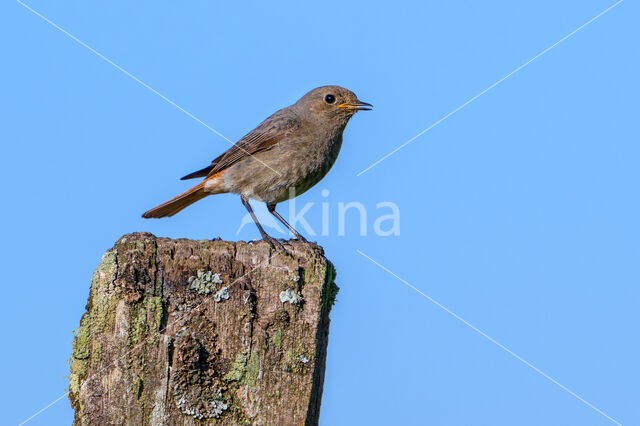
142, 85, 372, 248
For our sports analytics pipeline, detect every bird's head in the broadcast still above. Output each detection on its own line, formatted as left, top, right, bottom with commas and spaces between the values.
296, 85, 372, 123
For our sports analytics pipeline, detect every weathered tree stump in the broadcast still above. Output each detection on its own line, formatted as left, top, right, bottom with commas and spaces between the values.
68, 232, 338, 425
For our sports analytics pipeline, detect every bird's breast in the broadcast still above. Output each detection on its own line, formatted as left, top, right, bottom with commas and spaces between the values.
224, 130, 344, 203
290, 132, 343, 187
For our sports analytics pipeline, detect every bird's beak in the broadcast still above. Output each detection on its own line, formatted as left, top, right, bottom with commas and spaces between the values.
337, 101, 373, 111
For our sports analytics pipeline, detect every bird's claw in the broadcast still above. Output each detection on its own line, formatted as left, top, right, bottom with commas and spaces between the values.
264, 236, 287, 252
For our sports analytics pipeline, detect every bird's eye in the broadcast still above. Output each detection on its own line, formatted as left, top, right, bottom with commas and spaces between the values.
324, 94, 335, 104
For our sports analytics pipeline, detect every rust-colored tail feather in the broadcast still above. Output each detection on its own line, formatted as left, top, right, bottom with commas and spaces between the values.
142, 182, 208, 218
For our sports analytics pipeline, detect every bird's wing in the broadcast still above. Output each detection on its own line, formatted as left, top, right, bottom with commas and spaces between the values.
181, 109, 300, 180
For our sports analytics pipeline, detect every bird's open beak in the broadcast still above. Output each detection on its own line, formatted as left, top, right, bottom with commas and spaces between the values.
337, 101, 373, 111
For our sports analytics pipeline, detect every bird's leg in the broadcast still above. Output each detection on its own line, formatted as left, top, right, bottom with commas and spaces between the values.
241, 195, 284, 250
267, 203, 308, 242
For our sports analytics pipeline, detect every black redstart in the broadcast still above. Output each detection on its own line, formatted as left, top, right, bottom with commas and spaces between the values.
142, 85, 372, 248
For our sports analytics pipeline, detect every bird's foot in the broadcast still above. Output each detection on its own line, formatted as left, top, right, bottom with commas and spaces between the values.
263, 235, 287, 252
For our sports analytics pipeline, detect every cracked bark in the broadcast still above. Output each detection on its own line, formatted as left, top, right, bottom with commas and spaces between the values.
68, 232, 338, 425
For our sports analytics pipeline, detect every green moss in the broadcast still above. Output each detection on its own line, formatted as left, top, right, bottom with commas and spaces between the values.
91, 296, 118, 334
223, 351, 260, 389
69, 251, 118, 412
272, 328, 284, 349
68, 358, 88, 395
88, 250, 120, 334
129, 305, 148, 346
323, 261, 339, 310
325, 281, 339, 309
148, 296, 164, 331
69, 313, 92, 396
302, 267, 313, 285
72, 317, 91, 360
325, 261, 335, 286
133, 375, 143, 399
96, 250, 117, 276
243, 351, 260, 389
223, 353, 248, 382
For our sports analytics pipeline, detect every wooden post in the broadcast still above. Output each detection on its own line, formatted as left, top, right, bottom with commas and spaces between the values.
69, 233, 338, 425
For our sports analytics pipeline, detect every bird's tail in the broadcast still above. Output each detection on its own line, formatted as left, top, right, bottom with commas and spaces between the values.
142, 181, 209, 218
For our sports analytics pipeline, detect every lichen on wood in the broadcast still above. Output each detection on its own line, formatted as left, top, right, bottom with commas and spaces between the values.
68, 232, 337, 425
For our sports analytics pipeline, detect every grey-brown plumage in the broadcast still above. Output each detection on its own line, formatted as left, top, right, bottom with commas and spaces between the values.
142, 85, 371, 248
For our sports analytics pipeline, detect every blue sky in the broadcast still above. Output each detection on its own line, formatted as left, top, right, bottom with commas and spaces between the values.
2, 1, 638, 425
